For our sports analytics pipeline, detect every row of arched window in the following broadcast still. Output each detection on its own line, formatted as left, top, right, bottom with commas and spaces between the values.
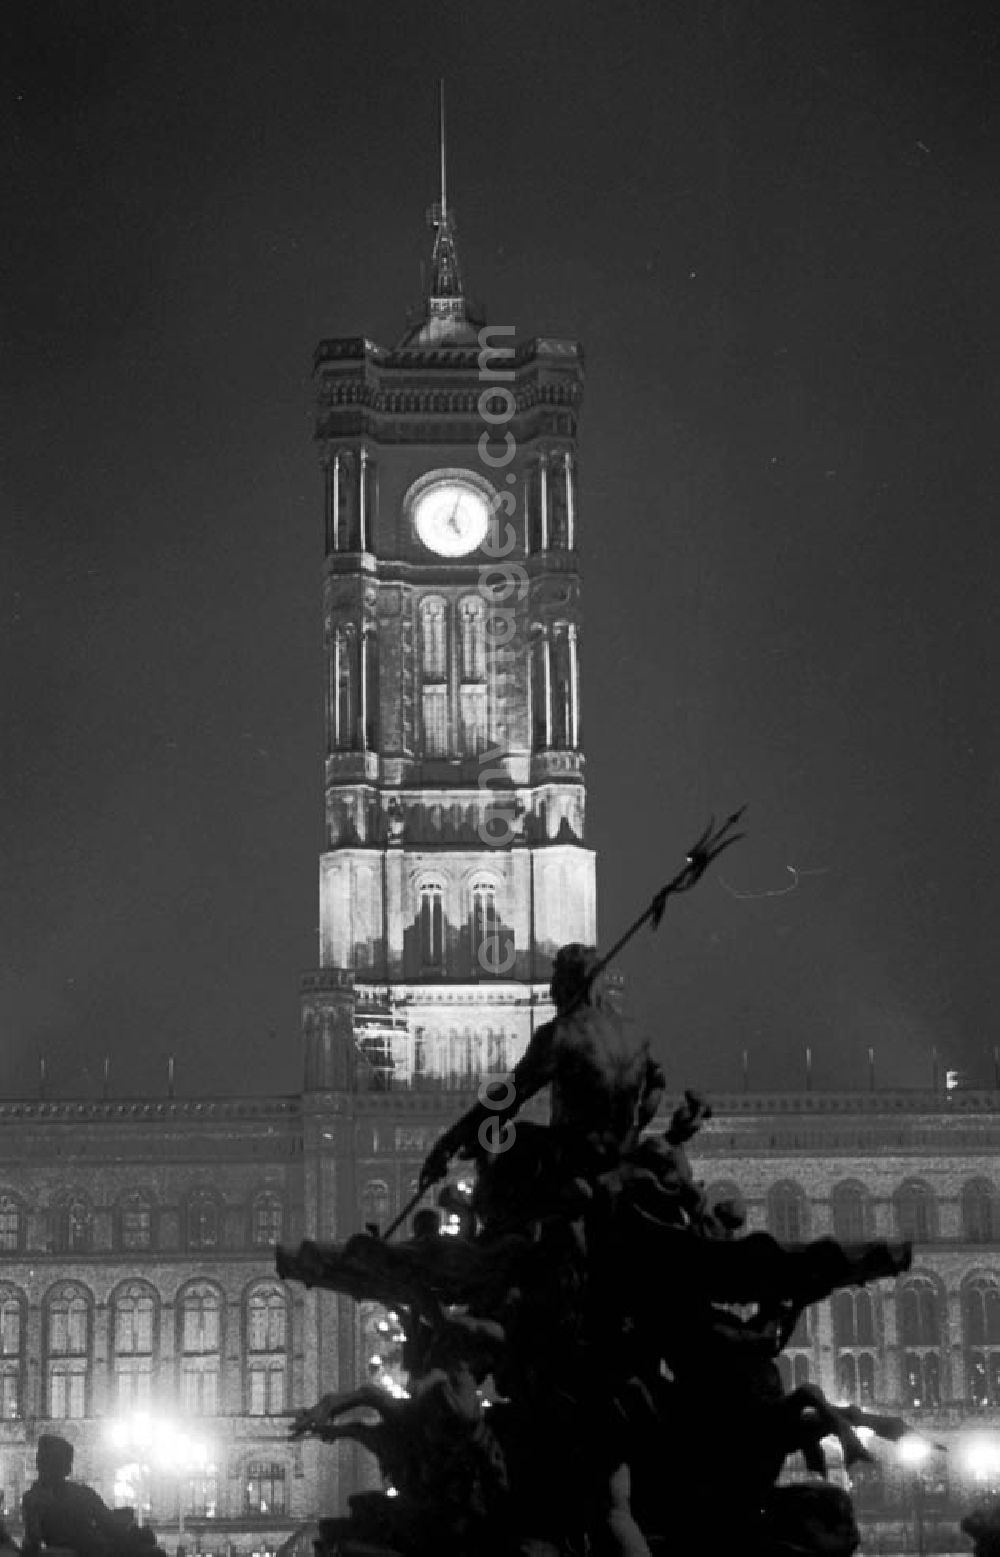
0, 1189, 283, 1256
771, 1274, 1000, 1413
0, 1278, 289, 1422
706, 1177, 1000, 1244
415, 874, 509, 974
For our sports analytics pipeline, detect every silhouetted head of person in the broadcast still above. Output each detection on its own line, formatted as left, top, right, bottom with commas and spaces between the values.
412, 1208, 441, 1240
36, 1434, 74, 1483
549, 943, 600, 1013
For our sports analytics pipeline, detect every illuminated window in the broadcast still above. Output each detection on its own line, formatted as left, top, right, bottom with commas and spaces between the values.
965, 1276, 1000, 1408
898, 1278, 943, 1411
419, 881, 444, 969
45, 1282, 90, 1419
245, 1462, 286, 1517
832, 1290, 877, 1406
251, 1194, 283, 1249
178, 1283, 222, 1417
0, 1285, 24, 1420
184, 1474, 219, 1519
776, 1353, 811, 1390
55, 1200, 90, 1255
420, 598, 449, 757
112, 1282, 156, 1412
470, 878, 500, 976
246, 1284, 288, 1417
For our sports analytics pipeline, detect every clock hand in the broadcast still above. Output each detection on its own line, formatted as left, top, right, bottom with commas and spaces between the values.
448, 498, 462, 533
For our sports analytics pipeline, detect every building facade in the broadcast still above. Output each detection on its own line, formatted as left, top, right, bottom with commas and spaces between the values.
2, 167, 998, 1557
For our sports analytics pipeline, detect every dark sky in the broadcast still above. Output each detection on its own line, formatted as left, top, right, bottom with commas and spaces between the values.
2, 0, 997, 1101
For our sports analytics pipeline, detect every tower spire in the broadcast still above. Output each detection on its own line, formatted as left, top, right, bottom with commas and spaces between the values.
439, 78, 447, 224
427, 78, 463, 300
398, 81, 483, 346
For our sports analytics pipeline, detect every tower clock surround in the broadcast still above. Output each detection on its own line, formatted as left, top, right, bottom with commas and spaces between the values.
408, 468, 493, 558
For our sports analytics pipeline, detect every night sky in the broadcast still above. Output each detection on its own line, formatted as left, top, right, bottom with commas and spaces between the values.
3, 0, 997, 1101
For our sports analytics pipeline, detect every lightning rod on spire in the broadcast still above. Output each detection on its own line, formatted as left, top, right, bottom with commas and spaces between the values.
439, 79, 447, 221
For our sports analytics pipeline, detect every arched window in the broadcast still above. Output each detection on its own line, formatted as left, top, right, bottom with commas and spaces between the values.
178, 1283, 222, 1416
551, 625, 577, 750
44, 1282, 90, 1420
251, 1193, 283, 1249
244, 1461, 287, 1516
0, 1196, 22, 1253
420, 598, 449, 757
964, 1276, 1000, 1407
832, 1290, 877, 1406
963, 1180, 998, 1244
245, 1283, 288, 1417
836, 1352, 876, 1407
777, 1353, 811, 1391
526, 462, 544, 554
768, 1182, 809, 1243
0, 1284, 25, 1419
530, 627, 550, 750
832, 1289, 876, 1348
470, 877, 500, 977
459, 595, 486, 683
831, 1182, 870, 1243
898, 1278, 943, 1412
361, 1181, 391, 1228
111, 1281, 156, 1412
186, 1192, 221, 1251
419, 879, 445, 970
894, 1181, 936, 1244
458, 598, 487, 756
55, 1199, 91, 1255
118, 1192, 154, 1252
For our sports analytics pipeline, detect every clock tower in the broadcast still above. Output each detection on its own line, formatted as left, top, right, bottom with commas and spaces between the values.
300, 132, 596, 1100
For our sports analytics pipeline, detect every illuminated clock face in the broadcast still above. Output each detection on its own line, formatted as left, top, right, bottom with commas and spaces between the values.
413, 479, 490, 557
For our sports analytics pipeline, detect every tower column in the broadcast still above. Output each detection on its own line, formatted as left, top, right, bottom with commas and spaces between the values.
540, 456, 549, 551
565, 452, 575, 550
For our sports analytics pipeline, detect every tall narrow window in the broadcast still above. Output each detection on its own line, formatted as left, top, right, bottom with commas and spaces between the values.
0, 1198, 21, 1254
965, 1277, 1000, 1407
471, 879, 500, 977
337, 452, 356, 551
0, 1285, 24, 1420
178, 1283, 222, 1417
526, 463, 544, 554
894, 1182, 936, 1243
898, 1278, 943, 1411
531, 630, 550, 750
334, 625, 358, 751
963, 1181, 997, 1243
831, 1182, 869, 1242
187, 1194, 220, 1251
552, 626, 573, 750
112, 1282, 156, 1412
246, 1284, 288, 1417
119, 1193, 153, 1252
832, 1289, 877, 1406
420, 598, 449, 757
419, 881, 444, 969
45, 1283, 90, 1420
459, 597, 488, 757
251, 1193, 283, 1249
768, 1182, 809, 1242
548, 455, 569, 548
363, 628, 379, 750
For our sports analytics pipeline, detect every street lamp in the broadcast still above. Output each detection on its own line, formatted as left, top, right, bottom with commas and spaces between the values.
896, 1435, 933, 1557
105, 1415, 216, 1551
